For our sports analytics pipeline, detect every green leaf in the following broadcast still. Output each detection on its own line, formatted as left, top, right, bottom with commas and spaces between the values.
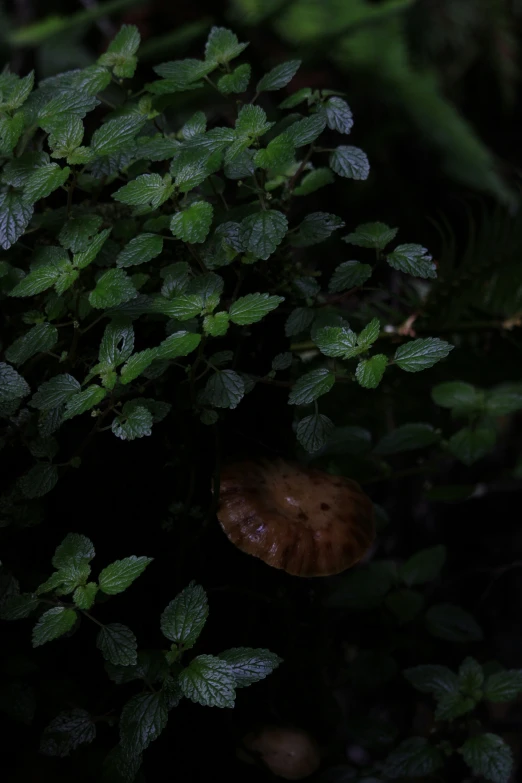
329, 260, 372, 293
205, 27, 248, 64
399, 545, 447, 586
112, 402, 153, 441
484, 670, 522, 702
153, 57, 215, 86
254, 134, 295, 173
293, 167, 334, 196
229, 293, 284, 325
459, 657, 484, 693
357, 318, 380, 348
384, 737, 444, 779
99, 322, 134, 369
171, 147, 223, 192
53, 533, 95, 569
113, 173, 173, 214
116, 234, 163, 269
485, 383, 522, 416
217, 64, 251, 95
120, 692, 168, 754
156, 330, 201, 360
70, 228, 110, 271
30, 374, 80, 410
9, 250, 70, 297
40, 707, 96, 758
63, 385, 106, 420
0, 113, 25, 156
290, 212, 344, 247
356, 355, 388, 389
179, 655, 236, 708
19, 463, 58, 499
239, 210, 288, 260
98, 25, 140, 79
97, 623, 137, 666
404, 665, 459, 698
180, 111, 207, 140
289, 368, 335, 405
315, 326, 358, 358
1, 71, 34, 111
284, 113, 326, 147
32, 607, 76, 647
324, 97, 353, 134
329, 146, 369, 179
257, 60, 301, 92
435, 691, 476, 722
160, 582, 208, 649
170, 201, 213, 244
385, 588, 424, 625
296, 413, 334, 453
460, 734, 512, 783
73, 583, 98, 610
99, 556, 152, 595
0, 593, 40, 620
89, 269, 136, 309
0, 362, 30, 402
319, 425, 372, 456
394, 338, 453, 372
375, 423, 440, 455
432, 381, 482, 412
90, 115, 145, 157
23, 163, 70, 204
272, 352, 293, 371
48, 115, 84, 160
387, 243, 437, 279
285, 307, 315, 337
343, 221, 398, 250
59, 215, 102, 253
448, 425, 496, 465
218, 648, 282, 688
203, 370, 245, 409
0, 190, 34, 250
235, 104, 273, 140
203, 313, 229, 336
5, 323, 58, 365
38, 92, 98, 131
120, 348, 159, 384
279, 87, 312, 108
426, 603, 483, 642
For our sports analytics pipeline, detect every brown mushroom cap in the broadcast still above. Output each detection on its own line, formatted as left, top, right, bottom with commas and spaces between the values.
243, 726, 320, 780
216, 459, 374, 577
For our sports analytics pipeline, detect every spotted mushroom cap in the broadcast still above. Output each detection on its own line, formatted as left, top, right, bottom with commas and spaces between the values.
216, 459, 374, 577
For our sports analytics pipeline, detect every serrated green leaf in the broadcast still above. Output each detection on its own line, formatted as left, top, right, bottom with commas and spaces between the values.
116, 233, 163, 269
315, 325, 359, 358
387, 243, 437, 279
0, 190, 34, 250
290, 211, 344, 247
1, 71, 34, 112
323, 96, 353, 134
40, 707, 96, 758
484, 670, 522, 702
279, 87, 313, 109
19, 463, 58, 498
296, 413, 334, 453
99, 556, 152, 595
73, 583, 98, 610
160, 582, 208, 648
0, 362, 31, 401
120, 348, 159, 384
30, 374, 80, 410
12, 251, 75, 298
99, 321, 134, 369
235, 104, 273, 139
156, 330, 201, 360
448, 425, 496, 465
432, 381, 482, 412
120, 692, 168, 754
179, 655, 236, 708
239, 210, 288, 260
485, 383, 522, 416
203, 370, 245, 409
426, 603, 483, 642
205, 27, 248, 65
5, 323, 58, 365
399, 545, 447, 586
356, 354, 388, 389
180, 111, 206, 140
53, 533, 95, 569
375, 423, 440, 455
63, 385, 106, 420
435, 690, 476, 722
394, 338, 453, 373
73, 228, 111, 270
289, 368, 335, 405
97, 623, 137, 666
285, 307, 315, 337
170, 201, 213, 244
0, 113, 25, 155
257, 60, 301, 92
404, 665, 459, 698
89, 269, 136, 309
459, 657, 484, 694
384, 737, 444, 779
38, 92, 98, 131
328, 260, 372, 293
90, 115, 145, 157
284, 113, 326, 147
32, 607, 76, 647
171, 147, 222, 192
460, 734, 512, 783
59, 215, 103, 253
329, 145, 369, 179
48, 115, 84, 159
343, 222, 398, 249
357, 317, 380, 348
272, 352, 293, 371
293, 167, 334, 196
218, 648, 282, 688
23, 163, 70, 204
112, 402, 153, 441
99, 24, 140, 79
0, 593, 40, 620
254, 134, 295, 173
229, 293, 284, 325
217, 64, 251, 95
113, 173, 173, 214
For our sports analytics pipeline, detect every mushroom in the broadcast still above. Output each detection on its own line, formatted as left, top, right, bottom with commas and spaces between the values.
216, 458, 374, 577
243, 726, 321, 780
